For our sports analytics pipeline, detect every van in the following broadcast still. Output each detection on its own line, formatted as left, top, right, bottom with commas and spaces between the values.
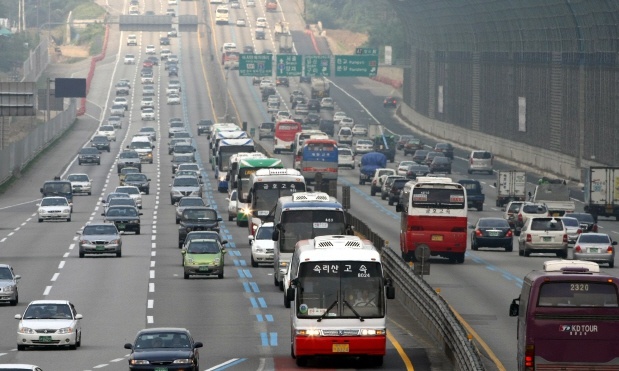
128, 136, 155, 164
258, 122, 274, 140
337, 127, 353, 145
41, 179, 73, 206
255, 27, 265, 40
467, 150, 493, 174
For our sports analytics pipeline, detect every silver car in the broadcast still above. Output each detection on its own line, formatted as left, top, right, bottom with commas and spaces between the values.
15, 300, 83, 350
78, 223, 122, 258
114, 186, 143, 209
573, 233, 616, 268
0, 264, 20, 306
561, 216, 581, 244
170, 176, 202, 204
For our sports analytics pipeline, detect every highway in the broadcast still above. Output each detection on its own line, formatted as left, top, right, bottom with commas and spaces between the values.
0, 0, 616, 371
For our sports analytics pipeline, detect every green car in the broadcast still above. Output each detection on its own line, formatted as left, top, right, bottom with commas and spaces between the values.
182, 239, 226, 279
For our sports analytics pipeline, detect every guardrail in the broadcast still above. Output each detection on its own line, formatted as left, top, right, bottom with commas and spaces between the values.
345, 211, 485, 370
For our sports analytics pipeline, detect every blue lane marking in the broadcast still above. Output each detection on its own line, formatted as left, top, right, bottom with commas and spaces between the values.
234, 260, 241, 267
256, 314, 264, 322
260, 332, 269, 347
237, 269, 247, 278
242, 269, 252, 278
265, 314, 274, 322
269, 332, 278, 346
258, 297, 267, 308
250, 297, 258, 308
243, 282, 251, 293
250, 282, 259, 292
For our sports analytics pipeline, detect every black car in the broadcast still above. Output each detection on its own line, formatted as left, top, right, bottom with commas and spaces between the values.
306, 112, 320, 126
178, 207, 222, 248
172, 154, 196, 174
197, 119, 213, 136
319, 119, 335, 136
434, 142, 454, 159
125, 328, 202, 371
147, 56, 159, 66
165, 60, 177, 71
307, 99, 321, 112
159, 36, 170, 45
261, 87, 276, 102
90, 135, 111, 152
388, 178, 409, 206
406, 164, 430, 179
243, 45, 255, 53
300, 76, 311, 83
384, 96, 398, 108
168, 138, 191, 155
78, 147, 101, 165
411, 149, 429, 164
429, 156, 452, 174
123, 173, 151, 194
470, 217, 513, 251
569, 212, 598, 232
275, 77, 289, 87
168, 66, 179, 77
102, 205, 142, 234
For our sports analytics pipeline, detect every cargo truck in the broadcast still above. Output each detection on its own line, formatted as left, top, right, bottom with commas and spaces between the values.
310, 76, 330, 99
532, 179, 575, 216
274, 21, 289, 36
584, 167, 619, 221
495, 170, 526, 207
278, 33, 293, 53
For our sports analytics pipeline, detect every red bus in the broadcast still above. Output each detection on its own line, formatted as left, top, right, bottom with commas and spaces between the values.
274, 119, 302, 154
395, 177, 467, 263
509, 260, 619, 370
266, 0, 277, 12
222, 51, 239, 70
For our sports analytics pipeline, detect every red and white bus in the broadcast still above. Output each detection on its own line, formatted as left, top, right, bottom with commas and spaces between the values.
395, 176, 467, 263
222, 51, 239, 70
286, 235, 395, 367
274, 119, 302, 154
509, 260, 619, 370
300, 138, 338, 184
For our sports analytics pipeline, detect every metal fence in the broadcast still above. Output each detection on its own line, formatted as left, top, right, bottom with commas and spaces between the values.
21, 38, 50, 83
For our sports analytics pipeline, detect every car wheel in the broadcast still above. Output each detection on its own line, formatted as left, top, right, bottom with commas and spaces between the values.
76, 333, 81, 347
505, 244, 513, 252
251, 255, 258, 268
388, 199, 393, 206
135, 228, 140, 235
171, 198, 175, 205
67, 216, 71, 222
184, 272, 189, 279
69, 343, 77, 350
274, 275, 279, 287
17, 344, 25, 351
78, 161, 82, 165
477, 204, 483, 211
79, 250, 84, 258
88, 192, 91, 195
179, 240, 184, 249
38, 218, 42, 223
218, 271, 224, 279
471, 239, 478, 251
116, 250, 122, 258
610, 260, 615, 268
9, 292, 17, 306
176, 218, 180, 224
145, 189, 149, 195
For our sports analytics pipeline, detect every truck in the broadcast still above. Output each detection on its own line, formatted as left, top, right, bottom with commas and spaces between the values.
532, 178, 575, 216
278, 33, 293, 53
274, 21, 289, 36
359, 152, 387, 185
266, 0, 277, 12
458, 179, 485, 211
373, 135, 396, 163
584, 167, 619, 221
310, 76, 330, 99
495, 170, 526, 207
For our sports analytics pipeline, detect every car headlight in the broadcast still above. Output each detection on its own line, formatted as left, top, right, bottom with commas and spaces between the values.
19, 327, 36, 334
110, 239, 121, 244
255, 248, 265, 253
173, 359, 192, 364
38, 209, 45, 214
129, 220, 139, 224
213, 258, 221, 265
3, 285, 15, 293
130, 360, 150, 365
56, 327, 73, 334
63, 208, 70, 213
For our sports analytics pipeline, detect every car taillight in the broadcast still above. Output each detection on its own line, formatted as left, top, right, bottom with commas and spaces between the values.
525, 345, 534, 369
506, 229, 513, 237
475, 229, 483, 237
563, 234, 568, 243
575, 245, 581, 253
576, 228, 582, 234
592, 224, 598, 232
518, 213, 523, 222
526, 234, 532, 242
607, 246, 614, 254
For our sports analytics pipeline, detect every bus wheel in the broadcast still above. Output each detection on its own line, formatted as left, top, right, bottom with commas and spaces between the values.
365, 356, 383, 367
452, 253, 465, 264
296, 356, 308, 367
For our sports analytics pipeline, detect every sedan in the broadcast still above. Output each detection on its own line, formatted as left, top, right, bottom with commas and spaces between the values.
406, 164, 430, 179
170, 176, 202, 204
0, 264, 20, 306
353, 139, 374, 155
351, 124, 368, 136
182, 239, 227, 279
384, 96, 398, 108
570, 212, 598, 232
141, 108, 155, 121
429, 156, 452, 174
123, 173, 151, 194
574, 233, 616, 267
332, 111, 347, 123
115, 185, 143, 209
167, 94, 181, 105
78, 223, 122, 258
175, 196, 207, 224
125, 328, 202, 371
397, 161, 416, 176
181, 231, 225, 251
101, 205, 143, 234
249, 223, 275, 267
97, 125, 116, 141
470, 217, 513, 251
145, 45, 156, 54
66, 173, 92, 195
236, 18, 246, 27
15, 300, 83, 350
37, 197, 71, 222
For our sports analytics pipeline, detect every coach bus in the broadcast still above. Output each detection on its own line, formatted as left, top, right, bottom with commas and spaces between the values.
285, 235, 395, 367
509, 260, 619, 370
300, 138, 338, 184
214, 138, 254, 192
272, 192, 352, 290
395, 176, 467, 263
215, 5, 229, 25
228, 152, 267, 194
233, 157, 283, 226
274, 119, 302, 154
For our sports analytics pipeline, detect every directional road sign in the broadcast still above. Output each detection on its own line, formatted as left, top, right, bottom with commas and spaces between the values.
239, 54, 272, 77
355, 47, 378, 56
276, 54, 302, 76
303, 55, 331, 77
334, 55, 379, 77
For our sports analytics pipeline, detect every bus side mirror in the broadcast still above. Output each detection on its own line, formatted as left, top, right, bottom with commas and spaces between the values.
286, 287, 295, 302
493, 182, 497, 187
346, 225, 354, 236
509, 298, 519, 317
386, 286, 395, 300
395, 204, 402, 212
232, 181, 237, 188
272, 229, 279, 241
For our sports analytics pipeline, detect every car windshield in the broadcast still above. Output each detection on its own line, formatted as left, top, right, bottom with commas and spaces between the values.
125, 174, 147, 182
256, 226, 274, 240
187, 240, 220, 254
117, 187, 139, 195
120, 152, 138, 159
578, 234, 611, 244
183, 209, 217, 220
0, 267, 13, 280
186, 232, 219, 243
83, 225, 118, 235
67, 175, 88, 182
135, 333, 191, 349
178, 164, 199, 172
107, 207, 138, 217
24, 304, 72, 319
174, 178, 199, 187
478, 219, 509, 228
179, 198, 205, 207
121, 168, 139, 175
561, 217, 580, 227
93, 136, 108, 142
523, 204, 547, 213
41, 198, 68, 206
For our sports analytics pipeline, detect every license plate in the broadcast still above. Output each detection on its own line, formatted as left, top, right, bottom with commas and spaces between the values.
116, 223, 125, 230
154, 368, 168, 371
39, 336, 52, 343
96, 245, 105, 251
552, 212, 560, 217
431, 235, 443, 241
198, 266, 210, 272
489, 231, 499, 237
543, 236, 551, 242
590, 248, 600, 253
332, 343, 349, 353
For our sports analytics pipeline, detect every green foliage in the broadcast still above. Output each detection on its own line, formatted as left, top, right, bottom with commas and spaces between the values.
74, 23, 104, 54
72, 2, 106, 20
0, 33, 38, 72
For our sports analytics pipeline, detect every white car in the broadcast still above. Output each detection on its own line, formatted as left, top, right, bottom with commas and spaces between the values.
97, 125, 116, 141
397, 160, 416, 176
124, 54, 135, 64
15, 300, 82, 350
226, 190, 238, 221
114, 186, 143, 209
333, 111, 347, 123
340, 117, 354, 127
141, 107, 156, 121
274, 111, 291, 121
141, 74, 154, 84
338, 148, 355, 169
167, 80, 182, 94
140, 97, 155, 109
249, 222, 275, 267
320, 97, 334, 109
210, 0, 223, 3
231, 1, 240, 8
66, 173, 92, 195
37, 197, 72, 222
222, 42, 237, 53
113, 97, 128, 110
236, 18, 246, 27
256, 17, 267, 28
259, 79, 273, 90
145, 45, 156, 54
168, 0, 178, 5
167, 94, 181, 105
160, 48, 171, 60
247, 0, 255, 6
351, 124, 368, 136
353, 139, 374, 155
110, 104, 125, 117
142, 85, 155, 96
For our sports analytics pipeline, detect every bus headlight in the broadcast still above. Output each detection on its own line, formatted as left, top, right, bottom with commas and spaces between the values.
360, 329, 386, 336
242, 207, 252, 216
296, 329, 321, 336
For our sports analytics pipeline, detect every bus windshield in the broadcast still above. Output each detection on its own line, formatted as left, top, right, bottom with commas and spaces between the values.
295, 261, 384, 318
280, 210, 346, 253
253, 182, 305, 218
412, 188, 465, 209
537, 282, 619, 307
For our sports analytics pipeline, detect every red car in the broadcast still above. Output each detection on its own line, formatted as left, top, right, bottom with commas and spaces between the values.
384, 96, 398, 108
142, 60, 154, 68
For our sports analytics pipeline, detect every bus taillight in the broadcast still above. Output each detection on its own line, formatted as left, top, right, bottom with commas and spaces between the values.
525, 344, 535, 369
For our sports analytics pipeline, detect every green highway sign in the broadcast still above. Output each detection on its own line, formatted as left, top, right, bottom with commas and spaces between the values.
304, 55, 331, 77
334, 55, 379, 77
276, 54, 302, 76
355, 47, 378, 56
239, 54, 272, 77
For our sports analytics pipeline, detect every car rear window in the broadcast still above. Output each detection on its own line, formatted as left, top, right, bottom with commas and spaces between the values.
523, 204, 547, 213
473, 151, 492, 159
530, 219, 564, 230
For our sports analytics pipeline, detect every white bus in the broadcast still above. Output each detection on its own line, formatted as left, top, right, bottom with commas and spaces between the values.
285, 235, 395, 367
215, 6, 229, 25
